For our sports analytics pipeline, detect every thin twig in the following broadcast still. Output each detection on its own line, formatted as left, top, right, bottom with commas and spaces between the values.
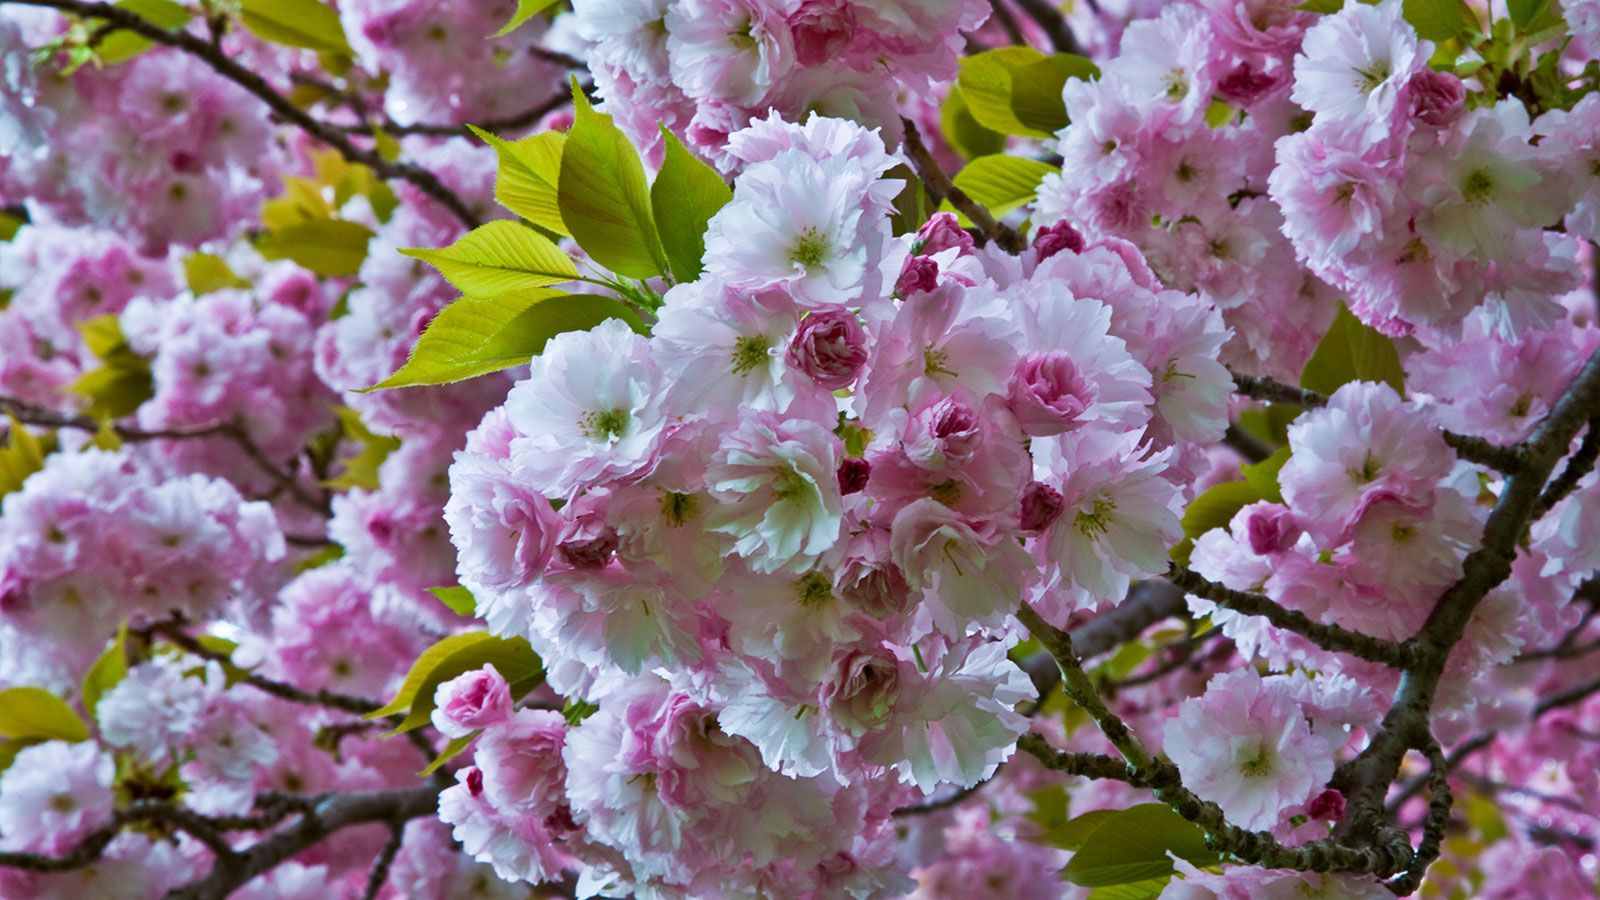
1167, 564, 1408, 667
899, 118, 1026, 253
7, 0, 481, 229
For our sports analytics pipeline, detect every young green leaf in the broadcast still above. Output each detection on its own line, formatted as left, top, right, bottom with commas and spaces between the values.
1062, 804, 1218, 887
468, 126, 569, 236
81, 625, 130, 720
958, 47, 1099, 137
239, 0, 353, 54
256, 218, 375, 278
559, 80, 669, 279
1402, 0, 1475, 41
940, 85, 1007, 161
0, 687, 91, 742
419, 732, 478, 776
428, 586, 477, 617
96, 0, 191, 65
183, 252, 250, 295
494, 0, 562, 37
1240, 445, 1292, 504
324, 406, 400, 491
651, 128, 732, 283
369, 291, 640, 389
1300, 303, 1406, 396
949, 155, 1058, 219
69, 316, 153, 420
369, 632, 543, 734
1171, 479, 1262, 564
0, 415, 48, 499
402, 220, 579, 299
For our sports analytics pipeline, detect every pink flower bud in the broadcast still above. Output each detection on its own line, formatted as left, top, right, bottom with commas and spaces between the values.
1307, 788, 1345, 822
431, 665, 513, 739
837, 457, 871, 495
557, 504, 619, 569
466, 767, 484, 797
787, 308, 868, 390
1403, 69, 1465, 128
1020, 481, 1065, 533
1032, 221, 1085, 260
895, 255, 940, 297
1216, 62, 1281, 106
913, 211, 974, 256
1245, 504, 1301, 556
1006, 351, 1098, 436
904, 397, 981, 470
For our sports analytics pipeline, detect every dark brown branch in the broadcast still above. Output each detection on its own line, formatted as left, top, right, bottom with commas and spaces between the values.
1531, 418, 1600, 520
0, 395, 330, 514
7, 0, 481, 230
139, 620, 381, 715
1167, 564, 1408, 667
165, 786, 442, 900
1014, 732, 1144, 785
1009, 0, 1085, 54
1224, 421, 1272, 463
362, 821, 405, 900
1339, 346, 1600, 832
1019, 579, 1187, 704
899, 118, 1027, 254
1226, 369, 1525, 473
336, 86, 585, 139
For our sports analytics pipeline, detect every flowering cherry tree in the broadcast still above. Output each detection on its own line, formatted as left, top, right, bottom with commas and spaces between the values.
2, 0, 1600, 896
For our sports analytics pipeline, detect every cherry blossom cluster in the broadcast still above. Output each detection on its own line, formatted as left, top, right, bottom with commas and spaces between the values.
436, 112, 1233, 894
572, 0, 990, 168
1, 0, 1600, 896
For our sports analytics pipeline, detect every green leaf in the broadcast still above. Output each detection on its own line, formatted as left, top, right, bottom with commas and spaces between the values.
1402, 0, 1474, 40
368, 632, 543, 733
97, 0, 191, 65
951, 155, 1057, 219
420, 732, 478, 775
1240, 445, 1291, 504
1297, 0, 1346, 12
887, 164, 937, 237
494, 0, 561, 37
401, 220, 579, 299
559, 80, 669, 279
1508, 0, 1546, 27
958, 47, 1098, 138
370, 291, 638, 389
0, 687, 90, 743
1036, 808, 1120, 851
324, 406, 400, 491
429, 586, 477, 617
0, 740, 25, 776
468, 127, 569, 236
940, 85, 1007, 161
70, 316, 153, 420
1087, 879, 1173, 900
1300, 303, 1406, 396
1063, 804, 1218, 887
256, 219, 375, 277
81, 624, 129, 720
0, 415, 48, 499
183, 252, 249, 295
1171, 480, 1262, 564
239, 0, 352, 54
651, 128, 732, 283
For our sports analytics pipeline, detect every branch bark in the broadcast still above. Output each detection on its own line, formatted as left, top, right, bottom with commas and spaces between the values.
899, 118, 1027, 254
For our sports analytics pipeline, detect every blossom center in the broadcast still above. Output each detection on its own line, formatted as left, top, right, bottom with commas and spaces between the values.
659, 491, 698, 527
794, 571, 834, 607
790, 228, 832, 269
1238, 745, 1275, 777
1460, 168, 1495, 204
1075, 497, 1117, 538
581, 407, 630, 442
731, 334, 771, 375
1355, 59, 1391, 93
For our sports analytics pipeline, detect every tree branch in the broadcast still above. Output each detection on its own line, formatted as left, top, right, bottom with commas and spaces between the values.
899, 118, 1027, 254
1009, 0, 1084, 54
1167, 564, 1408, 667
0, 395, 330, 515
165, 786, 442, 900
1337, 345, 1600, 830
6, 0, 482, 230
1226, 369, 1525, 473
